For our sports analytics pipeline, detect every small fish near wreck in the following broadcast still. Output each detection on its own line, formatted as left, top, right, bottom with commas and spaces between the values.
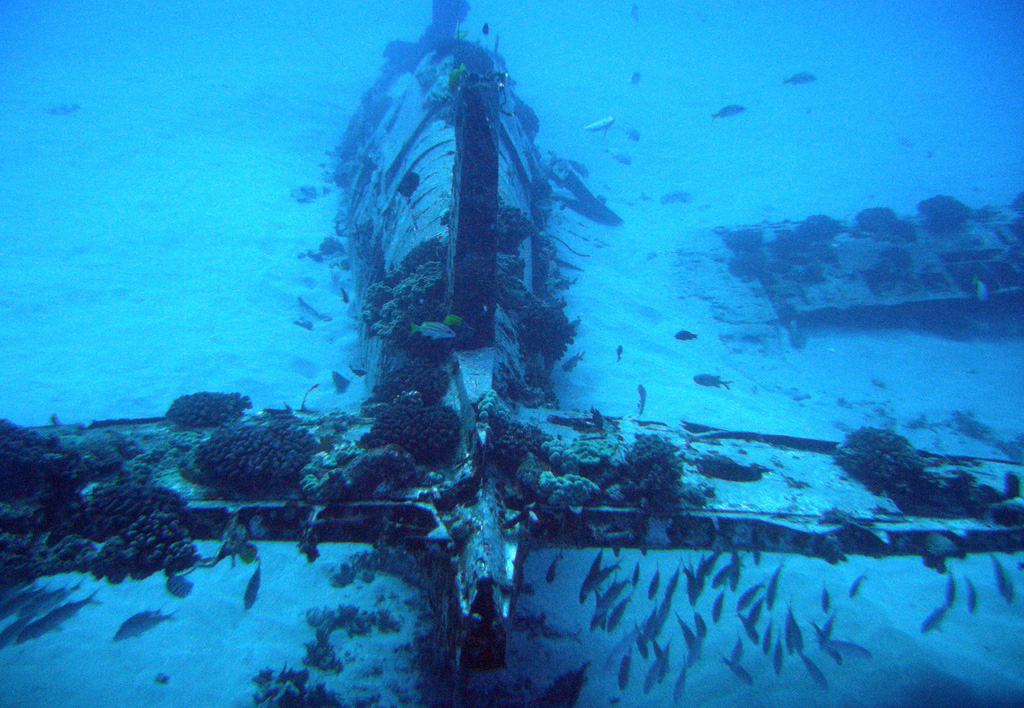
562, 351, 585, 372
411, 321, 455, 339
693, 374, 731, 390
992, 555, 1014, 606
801, 652, 829, 690
244, 562, 262, 610
546, 552, 562, 584
113, 610, 175, 641
584, 115, 615, 133
165, 573, 193, 599
712, 105, 746, 120
618, 652, 631, 690
783, 72, 816, 85
674, 330, 698, 341
16, 591, 100, 644
849, 573, 867, 599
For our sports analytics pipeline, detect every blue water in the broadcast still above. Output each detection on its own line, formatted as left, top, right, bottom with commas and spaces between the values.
1, 1, 1022, 706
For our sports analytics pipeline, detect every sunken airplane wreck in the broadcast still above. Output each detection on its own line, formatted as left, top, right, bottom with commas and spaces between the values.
2, 3, 1024, 707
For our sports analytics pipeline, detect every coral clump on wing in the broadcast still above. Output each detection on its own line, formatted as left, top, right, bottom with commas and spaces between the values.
165, 391, 252, 428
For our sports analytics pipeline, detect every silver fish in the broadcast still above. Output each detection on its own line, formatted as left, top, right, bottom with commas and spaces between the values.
602, 623, 640, 672
684, 565, 704, 607
711, 105, 746, 120
643, 639, 671, 694
820, 612, 836, 643
595, 578, 630, 618
736, 582, 764, 613
646, 595, 671, 644
113, 610, 175, 641
648, 566, 661, 600
921, 603, 947, 633
581, 556, 620, 606
722, 638, 753, 685
618, 651, 631, 690
729, 635, 743, 663
712, 591, 724, 623
746, 596, 765, 628
546, 552, 562, 584
725, 659, 753, 686
0, 584, 45, 621
712, 562, 732, 590
561, 350, 585, 372
811, 613, 835, 649
765, 564, 783, 611
772, 637, 784, 675
783, 72, 817, 85
643, 640, 661, 694
16, 590, 99, 644
676, 613, 699, 665
0, 616, 32, 649
801, 652, 828, 690
822, 643, 844, 665
639, 604, 659, 645
784, 606, 803, 655
945, 575, 956, 608
411, 321, 455, 339
740, 609, 759, 645
636, 628, 649, 660
607, 594, 632, 633
992, 556, 1014, 606
965, 576, 977, 614
16, 585, 73, 620
697, 552, 720, 586
761, 619, 773, 655
849, 573, 867, 599
580, 551, 604, 604
657, 642, 672, 684
694, 612, 707, 640
821, 584, 831, 614
827, 639, 872, 660
728, 553, 742, 592
244, 562, 261, 610
17, 582, 80, 619
672, 661, 687, 703
662, 565, 681, 604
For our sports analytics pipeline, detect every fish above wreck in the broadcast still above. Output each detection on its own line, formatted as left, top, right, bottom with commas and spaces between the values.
783, 72, 816, 84
693, 374, 732, 390
113, 609, 175, 641
15, 591, 100, 644
712, 104, 746, 119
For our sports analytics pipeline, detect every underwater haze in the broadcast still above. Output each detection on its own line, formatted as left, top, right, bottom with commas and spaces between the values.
1, 0, 1023, 429
1, 1, 1023, 707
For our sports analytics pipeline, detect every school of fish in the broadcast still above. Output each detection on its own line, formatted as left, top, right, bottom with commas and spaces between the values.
552, 547, 1018, 704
